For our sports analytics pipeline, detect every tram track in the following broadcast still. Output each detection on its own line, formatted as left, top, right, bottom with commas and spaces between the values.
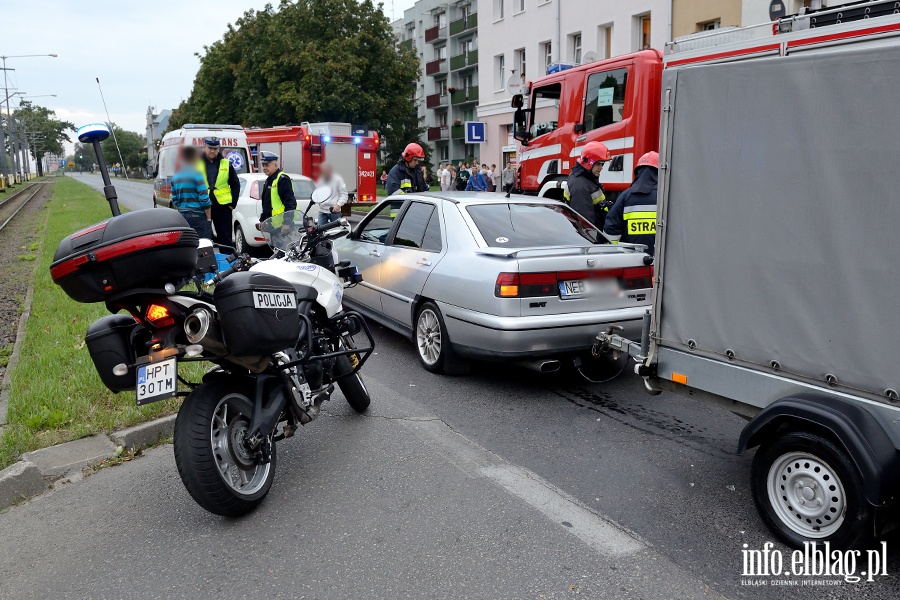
0, 182, 48, 235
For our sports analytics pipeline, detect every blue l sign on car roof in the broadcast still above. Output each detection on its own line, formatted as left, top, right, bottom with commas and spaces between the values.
465, 122, 486, 144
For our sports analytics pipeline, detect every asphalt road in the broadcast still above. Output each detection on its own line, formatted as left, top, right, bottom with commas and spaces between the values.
67, 172, 156, 212
2, 174, 897, 598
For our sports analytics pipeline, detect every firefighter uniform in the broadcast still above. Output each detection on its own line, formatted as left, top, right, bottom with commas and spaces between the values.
199, 138, 240, 247
385, 143, 428, 195
565, 163, 609, 229
604, 157, 658, 256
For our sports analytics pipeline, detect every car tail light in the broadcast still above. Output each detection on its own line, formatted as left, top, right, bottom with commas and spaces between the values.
145, 303, 175, 328
622, 266, 654, 290
495, 273, 519, 297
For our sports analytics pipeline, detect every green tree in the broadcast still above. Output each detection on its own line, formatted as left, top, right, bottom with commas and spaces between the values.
70, 142, 97, 172
168, 0, 422, 154
12, 102, 74, 176
100, 126, 145, 172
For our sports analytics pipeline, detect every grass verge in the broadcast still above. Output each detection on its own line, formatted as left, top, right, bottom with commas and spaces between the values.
0, 178, 203, 470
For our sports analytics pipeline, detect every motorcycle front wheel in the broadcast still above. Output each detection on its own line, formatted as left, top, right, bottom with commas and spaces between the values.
174, 381, 276, 517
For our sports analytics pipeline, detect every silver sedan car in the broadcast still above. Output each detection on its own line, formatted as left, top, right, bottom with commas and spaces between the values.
335, 193, 652, 374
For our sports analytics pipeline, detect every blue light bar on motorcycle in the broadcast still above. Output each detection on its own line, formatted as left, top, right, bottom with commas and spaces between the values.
77, 122, 111, 143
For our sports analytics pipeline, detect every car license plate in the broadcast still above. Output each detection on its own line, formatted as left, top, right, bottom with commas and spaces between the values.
559, 279, 589, 298
559, 278, 619, 299
136, 358, 177, 405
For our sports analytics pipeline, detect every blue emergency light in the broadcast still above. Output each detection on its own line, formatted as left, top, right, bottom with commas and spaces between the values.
354, 137, 362, 144
323, 135, 331, 143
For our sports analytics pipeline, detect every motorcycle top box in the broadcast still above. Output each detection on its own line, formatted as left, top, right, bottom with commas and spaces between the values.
51, 210, 200, 303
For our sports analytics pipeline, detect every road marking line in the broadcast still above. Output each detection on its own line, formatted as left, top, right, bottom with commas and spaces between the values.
480, 464, 645, 557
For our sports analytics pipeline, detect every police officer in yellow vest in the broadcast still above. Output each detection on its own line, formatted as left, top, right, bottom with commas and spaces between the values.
200, 138, 240, 247
257, 151, 297, 234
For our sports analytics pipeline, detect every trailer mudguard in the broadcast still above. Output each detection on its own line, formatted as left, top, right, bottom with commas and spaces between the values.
738, 394, 900, 506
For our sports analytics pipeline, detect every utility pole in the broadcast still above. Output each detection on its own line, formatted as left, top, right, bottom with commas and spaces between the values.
0, 54, 58, 182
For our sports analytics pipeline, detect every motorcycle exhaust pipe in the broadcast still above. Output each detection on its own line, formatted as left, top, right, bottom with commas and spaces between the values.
185, 308, 227, 356
184, 308, 270, 373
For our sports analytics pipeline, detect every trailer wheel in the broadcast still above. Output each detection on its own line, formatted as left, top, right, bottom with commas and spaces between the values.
751, 431, 873, 549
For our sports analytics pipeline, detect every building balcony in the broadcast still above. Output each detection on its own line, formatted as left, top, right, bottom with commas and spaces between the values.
450, 86, 479, 104
426, 93, 449, 109
450, 49, 478, 71
425, 25, 447, 43
425, 58, 447, 76
450, 124, 465, 139
399, 38, 414, 51
449, 12, 477, 36
427, 126, 450, 141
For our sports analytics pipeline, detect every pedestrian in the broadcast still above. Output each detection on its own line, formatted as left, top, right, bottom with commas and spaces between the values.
465, 167, 488, 191
170, 146, 212, 239
489, 164, 498, 192
564, 141, 611, 228
316, 162, 349, 227
455, 163, 470, 191
421, 165, 433, 188
501, 162, 516, 197
380, 170, 388, 190
257, 151, 297, 235
199, 137, 240, 248
604, 151, 659, 256
385, 143, 428, 195
440, 163, 452, 191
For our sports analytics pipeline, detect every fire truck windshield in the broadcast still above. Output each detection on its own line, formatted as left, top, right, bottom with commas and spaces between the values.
529, 83, 561, 139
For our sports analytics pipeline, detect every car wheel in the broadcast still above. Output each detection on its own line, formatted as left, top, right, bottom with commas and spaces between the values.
751, 430, 873, 549
414, 301, 468, 375
234, 225, 246, 254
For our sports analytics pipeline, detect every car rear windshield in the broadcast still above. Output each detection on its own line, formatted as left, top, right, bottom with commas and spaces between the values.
292, 180, 315, 199
465, 203, 602, 247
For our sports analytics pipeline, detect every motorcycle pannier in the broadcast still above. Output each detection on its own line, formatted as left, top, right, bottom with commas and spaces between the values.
51, 210, 199, 303
214, 272, 303, 357
85, 314, 146, 393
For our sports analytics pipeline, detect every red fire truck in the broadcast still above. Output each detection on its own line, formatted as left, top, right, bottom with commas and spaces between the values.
512, 50, 663, 203
244, 123, 380, 204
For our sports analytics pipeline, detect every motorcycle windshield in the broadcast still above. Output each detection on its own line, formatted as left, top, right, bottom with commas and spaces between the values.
261, 210, 307, 252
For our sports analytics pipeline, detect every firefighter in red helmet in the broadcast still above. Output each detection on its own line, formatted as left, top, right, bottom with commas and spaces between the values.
386, 142, 429, 195
604, 151, 659, 256
564, 141, 612, 228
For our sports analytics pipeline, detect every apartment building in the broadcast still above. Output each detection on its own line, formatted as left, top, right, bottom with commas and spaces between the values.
672, 0, 742, 38
392, 0, 480, 165
476, 0, 670, 169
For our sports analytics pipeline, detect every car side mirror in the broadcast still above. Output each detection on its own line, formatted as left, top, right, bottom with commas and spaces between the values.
513, 108, 531, 146
574, 123, 584, 134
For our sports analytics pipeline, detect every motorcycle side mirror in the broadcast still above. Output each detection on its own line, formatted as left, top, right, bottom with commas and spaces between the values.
311, 186, 332, 204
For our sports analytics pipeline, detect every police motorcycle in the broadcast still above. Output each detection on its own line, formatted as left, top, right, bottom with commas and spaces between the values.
50, 124, 374, 516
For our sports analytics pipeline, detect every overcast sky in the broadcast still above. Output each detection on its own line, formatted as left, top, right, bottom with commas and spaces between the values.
2, 0, 417, 155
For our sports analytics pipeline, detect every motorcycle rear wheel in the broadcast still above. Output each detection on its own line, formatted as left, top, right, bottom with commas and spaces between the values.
174, 381, 276, 517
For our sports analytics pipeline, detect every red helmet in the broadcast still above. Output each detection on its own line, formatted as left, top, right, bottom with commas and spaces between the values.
402, 142, 425, 162
635, 151, 659, 173
578, 142, 611, 169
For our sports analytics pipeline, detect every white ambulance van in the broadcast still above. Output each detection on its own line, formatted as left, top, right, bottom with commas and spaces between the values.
153, 124, 252, 209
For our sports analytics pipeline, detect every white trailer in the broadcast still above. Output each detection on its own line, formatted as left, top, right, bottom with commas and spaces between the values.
600, 0, 900, 549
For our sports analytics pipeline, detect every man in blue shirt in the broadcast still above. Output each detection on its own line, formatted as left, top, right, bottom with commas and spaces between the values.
171, 146, 212, 239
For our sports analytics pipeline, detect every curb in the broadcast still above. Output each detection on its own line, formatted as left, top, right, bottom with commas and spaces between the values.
0, 413, 178, 510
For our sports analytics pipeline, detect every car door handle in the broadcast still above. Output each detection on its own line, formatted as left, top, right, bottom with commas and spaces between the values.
369, 249, 382, 257
416, 258, 432, 267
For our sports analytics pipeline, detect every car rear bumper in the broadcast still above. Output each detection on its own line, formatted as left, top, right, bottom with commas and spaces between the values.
437, 301, 647, 360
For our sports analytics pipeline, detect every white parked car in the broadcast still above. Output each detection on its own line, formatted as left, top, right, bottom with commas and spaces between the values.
232, 172, 317, 253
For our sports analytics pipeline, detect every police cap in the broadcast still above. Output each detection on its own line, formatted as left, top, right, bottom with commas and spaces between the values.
204, 137, 221, 147
259, 151, 279, 164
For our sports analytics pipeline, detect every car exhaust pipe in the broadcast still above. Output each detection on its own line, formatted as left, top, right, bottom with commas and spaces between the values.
184, 308, 269, 373
516, 359, 561, 373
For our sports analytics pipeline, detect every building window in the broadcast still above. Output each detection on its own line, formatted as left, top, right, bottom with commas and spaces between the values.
440, 146, 449, 161
515, 0, 525, 14
638, 14, 652, 50
439, 79, 448, 95
571, 33, 582, 64
497, 54, 506, 90
583, 67, 628, 133
700, 19, 721, 31
437, 46, 447, 60
543, 42, 552, 73
495, 0, 504, 20
439, 12, 447, 28
600, 25, 613, 59
517, 48, 526, 79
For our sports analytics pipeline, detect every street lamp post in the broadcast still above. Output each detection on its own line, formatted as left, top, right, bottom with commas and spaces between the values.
0, 54, 57, 183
